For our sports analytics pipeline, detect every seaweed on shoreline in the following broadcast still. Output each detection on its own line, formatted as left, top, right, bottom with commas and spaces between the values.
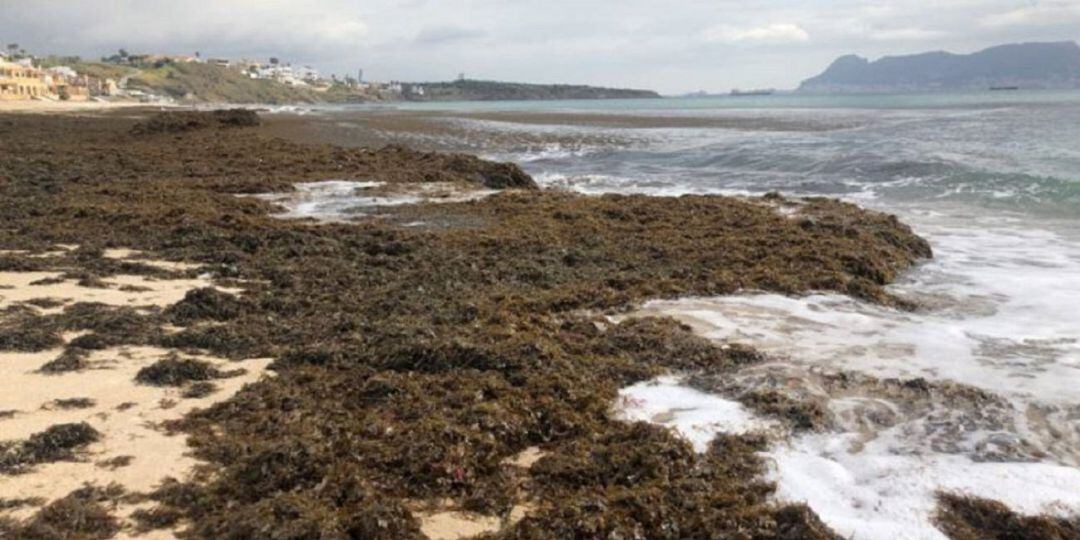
934, 492, 1080, 539
0, 306, 63, 352
0, 484, 125, 540
0, 423, 101, 474
134, 353, 243, 387
0, 110, 937, 537
131, 109, 261, 135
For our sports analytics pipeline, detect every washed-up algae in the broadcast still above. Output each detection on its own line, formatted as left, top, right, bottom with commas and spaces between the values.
0, 423, 101, 474
0, 484, 125, 540
130, 108, 261, 135
0, 305, 64, 352
135, 353, 244, 387
0, 110, 938, 537
934, 492, 1080, 540
45, 397, 97, 410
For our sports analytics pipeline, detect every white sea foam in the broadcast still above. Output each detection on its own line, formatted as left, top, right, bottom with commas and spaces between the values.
632, 214, 1080, 405
534, 172, 757, 198
769, 433, 1080, 540
252, 180, 496, 221
616, 210, 1080, 537
616, 376, 771, 451
617, 374, 1080, 539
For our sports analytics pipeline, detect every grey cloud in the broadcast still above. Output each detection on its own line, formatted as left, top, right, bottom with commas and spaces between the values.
414, 26, 486, 45
2, 0, 1078, 93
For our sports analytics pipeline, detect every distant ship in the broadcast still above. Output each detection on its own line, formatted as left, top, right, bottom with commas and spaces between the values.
989, 86, 1020, 91
730, 89, 775, 96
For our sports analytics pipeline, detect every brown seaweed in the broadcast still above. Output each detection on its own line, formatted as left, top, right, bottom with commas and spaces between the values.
134, 354, 243, 387
934, 492, 1080, 540
0, 484, 124, 540
0, 423, 102, 474
0, 109, 940, 538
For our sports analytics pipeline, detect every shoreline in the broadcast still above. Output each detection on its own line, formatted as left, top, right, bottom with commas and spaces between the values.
0, 100, 169, 114
1, 109, 1072, 539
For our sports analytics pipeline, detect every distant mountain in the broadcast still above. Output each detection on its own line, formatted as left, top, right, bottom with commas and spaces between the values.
401, 79, 660, 101
799, 41, 1080, 93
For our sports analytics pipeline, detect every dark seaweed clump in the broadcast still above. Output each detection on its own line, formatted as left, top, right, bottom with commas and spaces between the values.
510, 427, 839, 539
934, 492, 1080, 540
23, 302, 168, 372
131, 108, 261, 135
23, 297, 66, 309
135, 354, 242, 387
0, 306, 63, 352
46, 398, 97, 410
0, 423, 101, 474
737, 389, 832, 431
165, 287, 243, 324
181, 381, 218, 399
0, 497, 46, 511
38, 347, 92, 373
0, 484, 124, 540
0, 110, 937, 537
96, 455, 134, 470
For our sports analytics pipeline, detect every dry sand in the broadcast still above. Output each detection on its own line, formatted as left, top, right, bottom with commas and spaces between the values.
0, 100, 158, 114
0, 249, 269, 537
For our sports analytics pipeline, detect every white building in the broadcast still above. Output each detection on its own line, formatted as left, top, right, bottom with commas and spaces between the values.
45, 66, 78, 79
294, 65, 319, 82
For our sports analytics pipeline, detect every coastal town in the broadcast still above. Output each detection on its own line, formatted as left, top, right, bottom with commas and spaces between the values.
1, 43, 660, 106
0, 44, 424, 104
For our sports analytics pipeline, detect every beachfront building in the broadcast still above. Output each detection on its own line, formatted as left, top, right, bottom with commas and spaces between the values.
0, 60, 49, 100
44, 67, 90, 101
254, 64, 310, 86
86, 77, 119, 97
294, 65, 320, 83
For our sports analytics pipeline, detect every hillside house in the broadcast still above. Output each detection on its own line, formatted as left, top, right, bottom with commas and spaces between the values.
0, 60, 49, 100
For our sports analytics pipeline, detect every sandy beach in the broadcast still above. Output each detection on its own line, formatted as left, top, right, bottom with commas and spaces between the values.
0, 100, 158, 114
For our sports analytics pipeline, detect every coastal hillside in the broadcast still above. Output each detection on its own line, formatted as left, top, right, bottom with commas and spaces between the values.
402, 79, 661, 101
125, 62, 319, 104
27, 57, 662, 104
799, 41, 1080, 92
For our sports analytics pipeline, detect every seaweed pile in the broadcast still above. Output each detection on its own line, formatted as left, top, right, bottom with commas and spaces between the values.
0, 484, 126, 540
0, 423, 101, 475
130, 108, 261, 135
934, 493, 1080, 540
0, 110, 973, 538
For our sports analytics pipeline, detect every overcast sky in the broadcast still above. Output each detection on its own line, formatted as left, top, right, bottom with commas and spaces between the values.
2, 0, 1078, 93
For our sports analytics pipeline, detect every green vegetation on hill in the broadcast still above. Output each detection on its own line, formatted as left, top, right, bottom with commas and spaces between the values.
126, 62, 317, 104
406, 79, 661, 101
38, 56, 133, 81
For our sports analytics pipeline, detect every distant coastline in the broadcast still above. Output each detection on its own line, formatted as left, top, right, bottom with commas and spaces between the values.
799, 41, 1080, 94
2, 52, 660, 106
391, 79, 660, 102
